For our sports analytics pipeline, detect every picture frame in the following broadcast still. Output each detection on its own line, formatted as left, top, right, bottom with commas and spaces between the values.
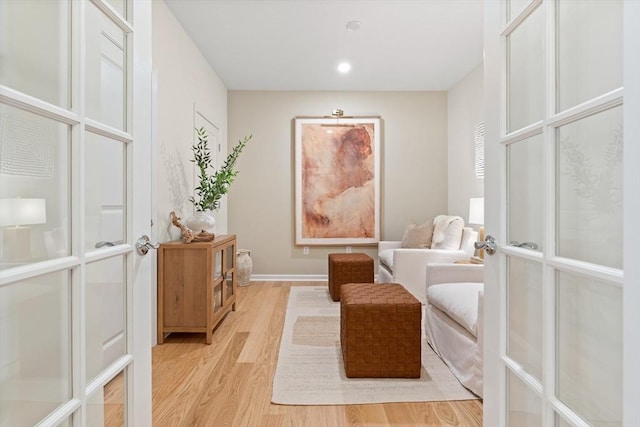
294, 116, 381, 245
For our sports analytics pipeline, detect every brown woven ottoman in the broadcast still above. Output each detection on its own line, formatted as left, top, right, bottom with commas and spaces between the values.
327, 253, 374, 302
340, 283, 422, 378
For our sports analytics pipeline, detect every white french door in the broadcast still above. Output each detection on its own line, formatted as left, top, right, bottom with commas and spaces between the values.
483, 1, 639, 426
0, 1, 152, 426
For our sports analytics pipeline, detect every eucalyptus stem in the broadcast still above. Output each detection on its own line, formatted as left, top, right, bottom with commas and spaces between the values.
188, 127, 252, 211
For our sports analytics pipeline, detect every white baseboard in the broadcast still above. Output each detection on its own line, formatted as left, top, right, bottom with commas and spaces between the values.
250, 274, 328, 282
249, 274, 379, 282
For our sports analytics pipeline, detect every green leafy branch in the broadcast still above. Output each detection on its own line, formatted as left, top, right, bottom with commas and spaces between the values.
189, 127, 252, 211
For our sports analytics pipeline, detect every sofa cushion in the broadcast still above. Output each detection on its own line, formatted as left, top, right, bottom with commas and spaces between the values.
431, 215, 464, 250
400, 220, 434, 248
379, 249, 394, 271
426, 282, 483, 337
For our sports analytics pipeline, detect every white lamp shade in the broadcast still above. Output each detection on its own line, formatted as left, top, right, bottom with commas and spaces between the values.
468, 197, 484, 225
0, 198, 47, 226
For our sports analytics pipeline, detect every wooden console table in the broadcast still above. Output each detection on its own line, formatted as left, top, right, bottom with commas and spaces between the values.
157, 234, 237, 344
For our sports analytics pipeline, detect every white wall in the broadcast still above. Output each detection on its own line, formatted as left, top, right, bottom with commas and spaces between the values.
228, 91, 448, 277
153, 0, 228, 243
447, 64, 484, 222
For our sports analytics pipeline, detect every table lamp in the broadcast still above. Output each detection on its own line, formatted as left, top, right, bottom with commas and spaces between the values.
0, 198, 47, 261
468, 197, 484, 261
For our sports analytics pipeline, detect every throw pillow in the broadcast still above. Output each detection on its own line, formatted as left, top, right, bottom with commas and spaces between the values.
400, 220, 434, 248
431, 215, 465, 250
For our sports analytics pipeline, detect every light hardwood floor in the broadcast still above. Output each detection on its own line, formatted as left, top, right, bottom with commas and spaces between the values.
152, 282, 483, 426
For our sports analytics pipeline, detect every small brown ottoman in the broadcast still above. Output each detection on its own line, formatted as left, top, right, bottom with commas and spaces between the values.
327, 253, 374, 302
340, 283, 422, 378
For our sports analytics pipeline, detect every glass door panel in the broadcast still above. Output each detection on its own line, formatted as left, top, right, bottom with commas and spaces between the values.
556, 106, 623, 268
506, 256, 542, 380
85, 1, 126, 131
507, 134, 543, 251
507, 0, 530, 21
105, 0, 127, 20
86, 256, 126, 382
0, 104, 71, 267
213, 283, 223, 313
555, 415, 572, 427
225, 272, 234, 301
507, 5, 544, 132
214, 250, 222, 280
224, 243, 234, 273
556, 0, 623, 112
223, 243, 235, 300
556, 271, 622, 427
0, 0, 70, 107
84, 132, 126, 252
507, 370, 542, 427
86, 372, 126, 427
0, 271, 71, 426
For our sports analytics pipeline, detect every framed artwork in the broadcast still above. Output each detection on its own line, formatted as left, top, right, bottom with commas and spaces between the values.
294, 116, 381, 245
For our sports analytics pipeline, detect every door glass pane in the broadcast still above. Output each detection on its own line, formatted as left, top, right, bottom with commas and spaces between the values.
507, 134, 543, 251
556, 271, 622, 427
507, 256, 542, 380
555, 414, 573, 427
105, 0, 127, 20
86, 256, 125, 382
225, 272, 234, 300
86, 372, 126, 426
213, 283, 222, 312
0, 0, 70, 108
86, 1, 126, 131
556, 106, 622, 268
85, 132, 126, 252
56, 417, 72, 427
508, 0, 530, 21
214, 250, 222, 279
508, 370, 542, 427
556, 0, 622, 112
0, 271, 71, 427
0, 105, 71, 268
507, 5, 544, 132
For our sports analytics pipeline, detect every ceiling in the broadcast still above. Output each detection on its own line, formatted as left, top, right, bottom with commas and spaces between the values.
163, 0, 484, 92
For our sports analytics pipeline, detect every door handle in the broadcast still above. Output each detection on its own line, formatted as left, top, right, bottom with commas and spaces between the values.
474, 235, 497, 255
95, 240, 123, 248
509, 241, 538, 250
135, 234, 160, 256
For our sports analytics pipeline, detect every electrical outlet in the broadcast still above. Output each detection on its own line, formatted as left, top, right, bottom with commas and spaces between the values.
346, 246, 352, 253
303, 246, 309, 255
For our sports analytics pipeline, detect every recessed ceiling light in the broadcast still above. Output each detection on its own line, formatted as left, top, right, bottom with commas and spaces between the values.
337, 62, 351, 74
346, 21, 361, 31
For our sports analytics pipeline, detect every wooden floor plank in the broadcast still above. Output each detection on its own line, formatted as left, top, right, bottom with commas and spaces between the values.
152, 282, 483, 426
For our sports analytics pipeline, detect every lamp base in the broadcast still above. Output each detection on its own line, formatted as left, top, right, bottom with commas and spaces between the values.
2, 227, 32, 262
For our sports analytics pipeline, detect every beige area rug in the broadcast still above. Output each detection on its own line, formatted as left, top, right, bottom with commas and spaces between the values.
271, 286, 478, 405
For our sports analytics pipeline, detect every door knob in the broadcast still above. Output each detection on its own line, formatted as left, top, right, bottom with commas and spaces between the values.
135, 234, 160, 256
474, 235, 497, 255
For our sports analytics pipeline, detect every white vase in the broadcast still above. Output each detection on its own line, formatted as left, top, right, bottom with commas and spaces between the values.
186, 210, 216, 234
236, 249, 253, 286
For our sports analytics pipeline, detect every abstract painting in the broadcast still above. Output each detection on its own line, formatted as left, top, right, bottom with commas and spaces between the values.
294, 116, 380, 245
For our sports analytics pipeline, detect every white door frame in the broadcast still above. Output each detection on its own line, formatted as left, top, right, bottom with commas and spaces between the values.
622, 2, 640, 426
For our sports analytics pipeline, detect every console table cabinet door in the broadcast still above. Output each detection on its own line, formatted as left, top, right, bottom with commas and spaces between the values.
157, 234, 237, 344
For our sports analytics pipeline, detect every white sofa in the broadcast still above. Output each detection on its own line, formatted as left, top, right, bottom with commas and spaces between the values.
424, 263, 484, 397
377, 227, 478, 303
